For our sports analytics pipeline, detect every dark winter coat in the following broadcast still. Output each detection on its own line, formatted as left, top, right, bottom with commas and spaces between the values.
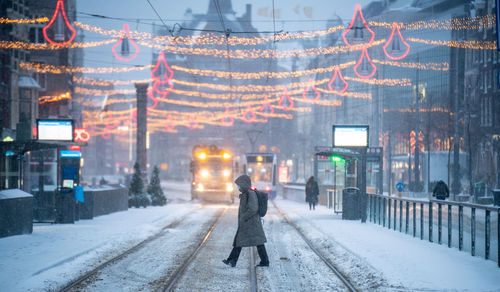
433, 180, 449, 199
305, 177, 319, 204
233, 175, 267, 247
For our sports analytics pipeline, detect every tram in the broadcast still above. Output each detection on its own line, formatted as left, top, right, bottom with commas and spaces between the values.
245, 153, 277, 199
190, 145, 235, 203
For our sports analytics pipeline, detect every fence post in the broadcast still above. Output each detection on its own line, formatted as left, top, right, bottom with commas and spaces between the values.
485, 210, 490, 260
383, 198, 386, 227
399, 200, 403, 232
388, 198, 391, 229
459, 205, 463, 251
420, 203, 424, 240
448, 205, 452, 248
438, 203, 442, 245
497, 211, 499, 267
405, 201, 409, 234
471, 207, 476, 256
394, 199, 397, 231
413, 202, 416, 237
429, 201, 433, 243
377, 196, 381, 225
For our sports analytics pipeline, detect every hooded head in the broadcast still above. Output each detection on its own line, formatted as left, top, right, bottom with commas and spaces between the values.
235, 174, 251, 192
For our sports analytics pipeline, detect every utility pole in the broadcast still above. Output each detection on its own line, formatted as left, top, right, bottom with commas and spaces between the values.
135, 82, 148, 183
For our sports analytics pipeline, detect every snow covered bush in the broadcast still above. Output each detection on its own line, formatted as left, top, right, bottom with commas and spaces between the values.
148, 165, 167, 206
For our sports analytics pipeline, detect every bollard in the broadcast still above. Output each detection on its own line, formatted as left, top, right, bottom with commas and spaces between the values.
471, 208, 476, 256
394, 199, 397, 231
388, 198, 392, 229
438, 203, 442, 245
485, 210, 490, 260
420, 203, 424, 240
413, 202, 416, 237
399, 200, 403, 232
406, 201, 409, 234
448, 205, 452, 248
459, 206, 463, 251
429, 201, 433, 243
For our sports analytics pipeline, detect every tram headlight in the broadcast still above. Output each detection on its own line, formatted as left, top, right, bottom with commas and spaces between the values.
197, 152, 207, 160
200, 169, 209, 177
222, 152, 231, 160
223, 169, 231, 177
226, 183, 234, 192
197, 183, 204, 192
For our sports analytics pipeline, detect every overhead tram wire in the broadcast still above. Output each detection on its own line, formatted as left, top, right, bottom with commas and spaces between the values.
145, 0, 174, 37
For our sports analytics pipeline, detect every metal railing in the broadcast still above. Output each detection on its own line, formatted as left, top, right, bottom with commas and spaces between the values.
367, 193, 500, 267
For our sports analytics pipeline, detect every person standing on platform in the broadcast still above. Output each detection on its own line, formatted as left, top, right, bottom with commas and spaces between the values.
305, 176, 319, 210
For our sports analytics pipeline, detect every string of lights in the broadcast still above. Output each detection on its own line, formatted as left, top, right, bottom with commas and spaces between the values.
20, 61, 154, 74
408, 37, 497, 50
0, 39, 116, 50
372, 59, 449, 71
0, 17, 48, 24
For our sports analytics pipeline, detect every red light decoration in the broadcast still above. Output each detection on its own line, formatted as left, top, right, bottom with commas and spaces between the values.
165, 115, 175, 130
342, 4, 375, 48
278, 88, 294, 111
152, 79, 173, 95
112, 24, 140, 61
242, 106, 256, 123
151, 51, 174, 82
147, 89, 166, 110
354, 48, 376, 79
302, 78, 320, 101
259, 97, 274, 117
328, 68, 348, 93
42, 0, 76, 46
101, 132, 111, 140
186, 116, 198, 130
74, 128, 91, 142
220, 108, 234, 126
383, 22, 410, 61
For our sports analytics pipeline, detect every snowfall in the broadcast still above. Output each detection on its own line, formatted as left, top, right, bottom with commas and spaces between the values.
1, 182, 499, 291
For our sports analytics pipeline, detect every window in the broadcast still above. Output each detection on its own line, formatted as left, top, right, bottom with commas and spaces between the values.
29, 27, 44, 43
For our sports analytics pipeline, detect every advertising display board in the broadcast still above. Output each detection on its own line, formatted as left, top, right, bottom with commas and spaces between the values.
278, 166, 288, 183
332, 125, 369, 147
37, 120, 74, 142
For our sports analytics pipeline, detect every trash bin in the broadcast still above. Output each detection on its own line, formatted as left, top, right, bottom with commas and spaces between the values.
342, 187, 360, 220
56, 189, 75, 224
493, 189, 500, 206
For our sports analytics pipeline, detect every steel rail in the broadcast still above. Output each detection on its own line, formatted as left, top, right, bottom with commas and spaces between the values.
162, 206, 228, 292
57, 206, 205, 292
249, 246, 257, 292
273, 201, 358, 292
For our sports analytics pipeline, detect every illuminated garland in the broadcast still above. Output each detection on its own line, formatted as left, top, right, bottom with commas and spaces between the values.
316, 88, 372, 99
344, 76, 411, 86
369, 15, 496, 31
73, 76, 153, 86
372, 60, 449, 71
0, 39, 116, 50
384, 107, 450, 113
138, 40, 386, 59
408, 38, 497, 50
171, 61, 355, 80
0, 17, 48, 24
39, 92, 71, 104
20, 61, 154, 74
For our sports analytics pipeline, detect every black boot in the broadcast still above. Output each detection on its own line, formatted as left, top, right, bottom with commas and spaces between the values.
256, 245, 269, 267
222, 259, 236, 267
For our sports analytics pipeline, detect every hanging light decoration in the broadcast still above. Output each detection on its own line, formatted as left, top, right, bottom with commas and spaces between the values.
278, 88, 294, 111
221, 108, 234, 126
186, 116, 199, 130
164, 114, 175, 130
42, 0, 76, 46
151, 51, 174, 82
342, 4, 375, 48
328, 68, 348, 94
242, 106, 257, 123
112, 23, 140, 61
354, 48, 376, 79
302, 78, 320, 101
383, 22, 410, 60
152, 78, 173, 95
259, 97, 275, 117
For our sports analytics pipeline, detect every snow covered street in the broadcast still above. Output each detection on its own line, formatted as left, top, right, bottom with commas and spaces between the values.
1, 183, 500, 291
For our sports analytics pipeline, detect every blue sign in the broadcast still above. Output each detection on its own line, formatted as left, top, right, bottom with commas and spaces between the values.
396, 182, 405, 192
60, 150, 81, 158
74, 186, 84, 203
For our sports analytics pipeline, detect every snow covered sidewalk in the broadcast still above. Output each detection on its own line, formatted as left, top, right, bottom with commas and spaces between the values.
275, 198, 500, 291
0, 202, 200, 291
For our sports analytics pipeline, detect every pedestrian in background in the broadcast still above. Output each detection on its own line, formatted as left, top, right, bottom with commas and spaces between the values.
432, 180, 449, 200
223, 174, 269, 267
305, 176, 319, 210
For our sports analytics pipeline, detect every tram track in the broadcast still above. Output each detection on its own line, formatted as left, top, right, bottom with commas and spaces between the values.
272, 201, 359, 292
56, 205, 225, 292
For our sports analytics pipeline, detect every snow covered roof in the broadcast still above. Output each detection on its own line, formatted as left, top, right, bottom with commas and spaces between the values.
0, 189, 33, 200
18, 76, 41, 89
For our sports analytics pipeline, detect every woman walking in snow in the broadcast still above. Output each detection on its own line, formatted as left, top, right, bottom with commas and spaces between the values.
223, 174, 269, 267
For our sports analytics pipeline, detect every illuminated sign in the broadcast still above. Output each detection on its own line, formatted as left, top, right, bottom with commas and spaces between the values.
333, 125, 369, 147
278, 166, 288, 183
69, 145, 81, 151
331, 155, 345, 163
74, 128, 90, 142
37, 120, 74, 141
61, 150, 81, 158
